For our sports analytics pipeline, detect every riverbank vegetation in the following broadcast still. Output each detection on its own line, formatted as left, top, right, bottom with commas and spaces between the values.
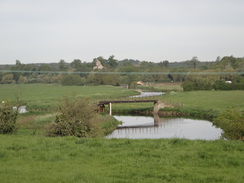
47, 97, 120, 137
0, 136, 243, 183
213, 109, 244, 141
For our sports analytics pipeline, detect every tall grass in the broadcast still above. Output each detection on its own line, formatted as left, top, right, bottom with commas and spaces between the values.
0, 136, 243, 183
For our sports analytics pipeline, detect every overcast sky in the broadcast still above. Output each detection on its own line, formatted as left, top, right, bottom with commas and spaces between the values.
0, 0, 244, 64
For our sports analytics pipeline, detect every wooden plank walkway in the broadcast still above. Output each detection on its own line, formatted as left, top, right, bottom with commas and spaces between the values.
98, 99, 158, 105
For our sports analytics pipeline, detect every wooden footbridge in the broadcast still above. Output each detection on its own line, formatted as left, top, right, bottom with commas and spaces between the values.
97, 99, 162, 115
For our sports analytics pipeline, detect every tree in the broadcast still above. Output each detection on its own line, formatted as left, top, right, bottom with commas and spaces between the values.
61, 74, 85, 86
38, 64, 51, 72
58, 59, 67, 71
11, 60, 24, 82
107, 55, 118, 68
71, 59, 82, 69
119, 65, 139, 87
77, 64, 92, 78
191, 56, 199, 69
1, 74, 15, 84
18, 75, 28, 84
216, 56, 221, 62
159, 60, 169, 68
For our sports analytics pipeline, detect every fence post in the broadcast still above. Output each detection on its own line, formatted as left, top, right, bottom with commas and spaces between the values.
109, 102, 112, 115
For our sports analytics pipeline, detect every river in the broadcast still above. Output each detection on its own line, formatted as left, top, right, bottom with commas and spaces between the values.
106, 115, 223, 140
130, 92, 164, 98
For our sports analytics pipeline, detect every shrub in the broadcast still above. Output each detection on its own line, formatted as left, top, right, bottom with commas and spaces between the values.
213, 109, 244, 140
181, 80, 195, 91
214, 80, 231, 90
61, 74, 86, 86
0, 102, 18, 134
47, 97, 100, 137
182, 79, 213, 91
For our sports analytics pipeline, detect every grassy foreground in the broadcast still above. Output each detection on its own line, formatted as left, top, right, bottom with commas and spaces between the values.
0, 135, 243, 183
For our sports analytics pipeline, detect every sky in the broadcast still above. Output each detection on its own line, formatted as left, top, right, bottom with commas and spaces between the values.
0, 0, 244, 64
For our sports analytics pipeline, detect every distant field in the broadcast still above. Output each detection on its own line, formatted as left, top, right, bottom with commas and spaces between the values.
162, 90, 244, 112
1, 84, 243, 112
0, 84, 138, 109
112, 90, 244, 112
136, 82, 183, 92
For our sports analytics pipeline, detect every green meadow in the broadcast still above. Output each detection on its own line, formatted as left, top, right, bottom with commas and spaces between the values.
0, 84, 244, 182
163, 90, 244, 111
111, 90, 244, 113
0, 135, 243, 183
2, 84, 243, 112
0, 84, 138, 109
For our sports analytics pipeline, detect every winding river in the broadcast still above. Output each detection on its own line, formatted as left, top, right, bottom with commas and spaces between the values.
106, 91, 223, 140
106, 115, 223, 140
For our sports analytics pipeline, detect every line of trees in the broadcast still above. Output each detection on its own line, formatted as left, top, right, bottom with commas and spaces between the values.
0, 56, 244, 90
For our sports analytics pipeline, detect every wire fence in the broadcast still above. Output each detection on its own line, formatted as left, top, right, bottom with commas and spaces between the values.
0, 70, 244, 75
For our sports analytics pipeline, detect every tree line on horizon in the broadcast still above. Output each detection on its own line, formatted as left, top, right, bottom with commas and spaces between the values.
0, 55, 244, 90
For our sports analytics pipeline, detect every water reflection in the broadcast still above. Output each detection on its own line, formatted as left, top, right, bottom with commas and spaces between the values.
106, 115, 223, 140
130, 92, 164, 98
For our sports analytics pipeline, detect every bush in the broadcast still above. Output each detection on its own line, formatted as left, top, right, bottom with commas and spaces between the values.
213, 109, 244, 140
47, 97, 100, 137
214, 80, 231, 90
61, 74, 86, 86
0, 102, 18, 134
181, 80, 195, 91
214, 78, 244, 90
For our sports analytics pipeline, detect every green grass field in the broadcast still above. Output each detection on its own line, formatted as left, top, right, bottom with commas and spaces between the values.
111, 90, 244, 113
0, 135, 243, 183
162, 90, 244, 111
1, 84, 244, 182
0, 84, 138, 109
1, 84, 243, 112
137, 82, 183, 92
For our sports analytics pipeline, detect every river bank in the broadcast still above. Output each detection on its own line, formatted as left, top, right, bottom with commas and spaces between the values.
112, 107, 219, 121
